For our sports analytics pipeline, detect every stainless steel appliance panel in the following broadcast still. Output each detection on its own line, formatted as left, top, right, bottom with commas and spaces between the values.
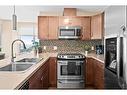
58, 26, 81, 39
57, 79, 84, 88
57, 60, 84, 80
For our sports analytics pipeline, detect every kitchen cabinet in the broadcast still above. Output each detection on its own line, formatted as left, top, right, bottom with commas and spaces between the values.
29, 66, 43, 89
85, 57, 104, 89
29, 59, 49, 89
48, 16, 59, 39
41, 59, 49, 89
38, 16, 59, 40
38, 16, 49, 40
85, 58, 94, 87
93, 59, 104, 89
63, 8, 77, 16
91, 13, 104, 39
59, 16, 82, 26
81, 17, 91, 40
49, 57, 57, 88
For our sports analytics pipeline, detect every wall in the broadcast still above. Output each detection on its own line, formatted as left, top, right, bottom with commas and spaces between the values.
0, 20, 19, 58
0, 20, 2, 48
104, 5, 126, 36
18, 22, 37, 36
40, 40, 102, 53
0, 20, 37, 58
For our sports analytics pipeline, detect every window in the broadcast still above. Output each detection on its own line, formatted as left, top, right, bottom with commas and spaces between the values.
20, 35, 39, 48
20, 35, 34, 48
18, 23, 38, 51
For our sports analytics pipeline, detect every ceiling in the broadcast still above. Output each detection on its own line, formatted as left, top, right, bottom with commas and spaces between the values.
0, 6, 108, 22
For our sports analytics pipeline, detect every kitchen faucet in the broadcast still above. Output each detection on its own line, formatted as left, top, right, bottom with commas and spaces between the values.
11, 39, 26, 62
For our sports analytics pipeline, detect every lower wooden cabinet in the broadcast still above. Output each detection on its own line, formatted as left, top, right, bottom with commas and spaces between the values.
29, 59, 49, 89
49, 57, 57, 88
85, 58, 94, 87
93, 59, 104, 89
26, 56, 104, 89
85, 57, 104, 89
28, 57, 57, 89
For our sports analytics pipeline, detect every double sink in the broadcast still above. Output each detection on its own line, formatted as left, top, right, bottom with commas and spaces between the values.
0, 58, 43, 72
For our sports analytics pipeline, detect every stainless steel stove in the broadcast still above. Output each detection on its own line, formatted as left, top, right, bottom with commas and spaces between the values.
57, 53, 85, 89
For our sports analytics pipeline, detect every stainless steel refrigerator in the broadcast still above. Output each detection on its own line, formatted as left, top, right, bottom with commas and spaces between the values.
104, 5, 127, 89
105, 25, 127, 89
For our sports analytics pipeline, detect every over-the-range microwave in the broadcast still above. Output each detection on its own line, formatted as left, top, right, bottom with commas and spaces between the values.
58, 26, 82, 39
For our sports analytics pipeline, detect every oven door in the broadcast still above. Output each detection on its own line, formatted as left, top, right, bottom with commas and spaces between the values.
57, 60, 84, 80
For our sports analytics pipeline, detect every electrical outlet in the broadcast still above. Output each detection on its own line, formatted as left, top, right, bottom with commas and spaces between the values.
43, 46, 46, 50
91, 46, 94, 50
53, 46, 57, 50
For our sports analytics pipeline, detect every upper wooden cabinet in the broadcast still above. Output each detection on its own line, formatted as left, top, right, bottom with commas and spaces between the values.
38, 16, 59, 40
91, 13, 104, 39
81, 17, 91, 40
48, 16, 59, 39
38, 14, 103, 40
38, 16, 49, 40
59, 16, 82, 26
63, 8, 77, 16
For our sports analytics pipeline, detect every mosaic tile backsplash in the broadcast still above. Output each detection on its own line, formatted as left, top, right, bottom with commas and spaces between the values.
40, 40, 102, 53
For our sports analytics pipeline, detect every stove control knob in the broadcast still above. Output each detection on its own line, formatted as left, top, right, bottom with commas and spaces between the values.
58, 55, 62, 58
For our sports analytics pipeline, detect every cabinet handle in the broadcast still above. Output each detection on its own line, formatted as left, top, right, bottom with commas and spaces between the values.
55, 59, 57, 63
81, 34, 83, 38
41, 76, 43, 81
91, 31, 93, 37
86, 59, 87, 63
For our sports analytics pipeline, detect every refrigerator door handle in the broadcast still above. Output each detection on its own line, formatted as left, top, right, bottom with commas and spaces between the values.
116, 35, 120, 79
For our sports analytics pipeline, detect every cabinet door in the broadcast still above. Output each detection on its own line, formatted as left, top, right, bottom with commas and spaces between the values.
29, 60, 49, 89
48, 16, 59, 39
93, 59, 104, 89
64, 8, 76, 16
71, 16, 82, 26
49, 57, 57, 88
29, 67, 42, 89
41, 59, 49, 89
59, 16, 82, 26
38, 16, 49, 40
42, 69, 49, 89
91, 13, 104, 39
81, 17, 91, 40
85, 58, 94, 86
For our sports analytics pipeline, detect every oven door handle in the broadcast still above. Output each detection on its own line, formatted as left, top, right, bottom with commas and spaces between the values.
58, 80, 84, 84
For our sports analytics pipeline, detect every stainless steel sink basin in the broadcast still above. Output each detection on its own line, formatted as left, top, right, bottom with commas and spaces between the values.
16, 58, 43, 63
0, 63, 33, 71
0, 58, 43, 72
